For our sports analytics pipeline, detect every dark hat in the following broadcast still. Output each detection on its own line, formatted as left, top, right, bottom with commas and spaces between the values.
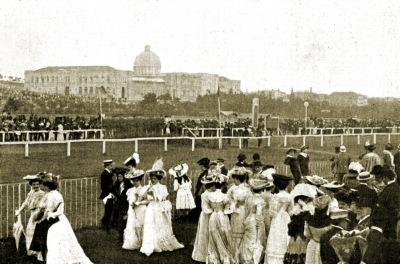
197, 157, 210, 167
366, 144, 376, 151
252, 153, 260, 160
385, 143, 394, 150
237, 153, 247, 161
113, 167, 128, 176
370, 165, 384, 176
300, 145, 309, 152
286, 147, 297, 154
272, 173, 293, 181
335, 190, 352, 205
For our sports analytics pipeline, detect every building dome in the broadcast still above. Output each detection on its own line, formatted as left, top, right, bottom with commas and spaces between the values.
133, 45, 161, 75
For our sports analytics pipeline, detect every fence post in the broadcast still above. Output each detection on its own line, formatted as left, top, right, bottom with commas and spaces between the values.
135, 139, 138, 153
340, 135, 344, 145
102, 140, 106, 154
67, 141, 71, 157
164, 138, 168, 152
25, 143, 29, 157
388, 133, 391, 143
239, 138, 242, 149
218, 138, 222, 149
357, 134, 360, 145
191, 138, 195, 151
1, 132, 4, 142
320, 134, 324, 147
267, 136, 271, 147
284, 135, 287, 147
373, 133, 376, 144
84, 130, 88, 139
303, 136, 306, 146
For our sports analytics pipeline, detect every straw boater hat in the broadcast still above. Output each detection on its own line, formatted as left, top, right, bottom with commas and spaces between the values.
23, 174, 42, 181
103, 159, 113, 165
357, 171, 374, 181
168, 163, 189, 178
125, 169, 145, 180
348, 162, 364, 174
146, 158, 166, 177
228, 166, 253, 178
322, 181, 345, 190
286, 147, 297, 154
249, 178, 274, 191
329, 208, 349, 221
305, 175, 328, 187
291, 183, 317, 199
124, 152, 140, 167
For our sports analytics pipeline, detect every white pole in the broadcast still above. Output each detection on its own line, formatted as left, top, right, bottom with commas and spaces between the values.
320, 134, 324, 147
67, 141, 71, 157
25, 143, 29, 157
164, 138, 168, 151
191, 138, 195, 151
284, 135, 287, 147
135, 139, 138, 153
267, 136, 271, 147
102, 140, 106, 154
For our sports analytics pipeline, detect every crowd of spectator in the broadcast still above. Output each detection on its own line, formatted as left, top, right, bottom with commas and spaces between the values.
0, 112, 101, 141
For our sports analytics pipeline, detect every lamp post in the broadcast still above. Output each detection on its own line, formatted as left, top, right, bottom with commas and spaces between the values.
304, 101, 309, 134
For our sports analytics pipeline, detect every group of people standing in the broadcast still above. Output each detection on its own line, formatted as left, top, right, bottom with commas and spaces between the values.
15, 172, 93, 263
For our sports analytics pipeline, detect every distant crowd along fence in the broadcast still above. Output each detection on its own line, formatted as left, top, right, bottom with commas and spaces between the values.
0, 129, 104, 142
298, 126, 400, 135
1, 133, 400, 157
0, 161, 332, 239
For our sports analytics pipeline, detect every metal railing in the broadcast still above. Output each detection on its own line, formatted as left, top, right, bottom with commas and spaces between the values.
0, 161, 332, 238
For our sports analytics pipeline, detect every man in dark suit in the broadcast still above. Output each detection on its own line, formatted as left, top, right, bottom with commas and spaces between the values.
284, 148, 301, 184
377, 168, 400, 239
297, 145, 310, 176
99, 159, 114, 231
393, 144, 400, 181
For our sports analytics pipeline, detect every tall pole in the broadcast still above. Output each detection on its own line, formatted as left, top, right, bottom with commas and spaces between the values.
99, 95, 103, 129
218, 96, 222, 137
304, 101, 309, 135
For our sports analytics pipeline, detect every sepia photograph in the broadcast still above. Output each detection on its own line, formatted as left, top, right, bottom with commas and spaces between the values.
1, 0, 400, 263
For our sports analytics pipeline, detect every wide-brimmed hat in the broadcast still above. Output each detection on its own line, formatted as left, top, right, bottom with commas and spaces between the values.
228, 166, 252, 178
103, 159, 113, 165
348, 162, 364, 174
259, 168, 276, 182
249, 178, 274, 191
124, 152, 140, 167
206, 170, 228, 184
286, 147, 297, 154
366, 144, 376, 151
146, 158, 166, 178
272, 173, 293, 181
113, 167, 128, 176
41, 172, 60, 188
125, 169, 145, 180
300, 145, 309, 152
291, 183, 317, 199
168, 163, 189, 178
200, 175, 215, 185
197, 157, 210, 167
322, 181, 345, 190
314, 195, 331, 210
329, 208, 349, 221
22, 174, 41, 182
305, 175, 328, 186
357, 171, 374, 181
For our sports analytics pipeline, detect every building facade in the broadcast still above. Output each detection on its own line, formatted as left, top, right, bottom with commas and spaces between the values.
24, 45, 241, 102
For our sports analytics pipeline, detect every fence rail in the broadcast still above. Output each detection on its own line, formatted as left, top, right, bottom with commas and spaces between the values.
1, 132, 399, 158
0, 161, 332, 239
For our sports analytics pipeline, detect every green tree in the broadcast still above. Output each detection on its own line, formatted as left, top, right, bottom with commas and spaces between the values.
3, 97, 23, 113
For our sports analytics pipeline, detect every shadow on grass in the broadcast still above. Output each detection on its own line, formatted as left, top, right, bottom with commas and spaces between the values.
1, 221, 199, 264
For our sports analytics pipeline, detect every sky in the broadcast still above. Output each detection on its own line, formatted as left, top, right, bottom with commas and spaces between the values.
1, 0, 400, 97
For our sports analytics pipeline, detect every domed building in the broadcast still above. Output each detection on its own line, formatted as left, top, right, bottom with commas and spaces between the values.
133, 45, 161, 76
24, 45, 241, 102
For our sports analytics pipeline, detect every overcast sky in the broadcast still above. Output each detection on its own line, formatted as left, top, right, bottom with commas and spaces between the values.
1, 0, 400, 97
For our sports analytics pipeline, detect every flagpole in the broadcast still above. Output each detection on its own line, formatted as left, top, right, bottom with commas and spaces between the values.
99, 95, 103, 129
217, 90, 222, 139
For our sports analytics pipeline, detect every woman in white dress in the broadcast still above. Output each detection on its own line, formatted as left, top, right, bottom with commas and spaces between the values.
227, 167, 252, 253
265, 174, 294, 264
206, 173, 236, 264
123, 169, 148, 250
15, 174, 45, 257
169, 163, 196, 212
192, 174, 216, 262
30, 173, 92, 264
140, 159, 184, 256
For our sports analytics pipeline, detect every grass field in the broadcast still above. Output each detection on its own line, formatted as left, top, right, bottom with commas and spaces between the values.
1, 134, 393, 184
0, 222, 197, 264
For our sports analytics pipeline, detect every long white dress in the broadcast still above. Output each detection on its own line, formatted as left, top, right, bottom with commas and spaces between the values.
192, 190, 212, 262
265, 190, 293, 264
228, 183, 252, 252
140, 183, 184, 256
18, 189, 45, 256
123, 185, 148, 250
45, 190, 93, 264
174, 179, 196, 210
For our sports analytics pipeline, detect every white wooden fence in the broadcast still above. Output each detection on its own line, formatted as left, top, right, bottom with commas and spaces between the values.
0, 132, 399, 158
0, 129, 104, 142
0, 161, 332, 239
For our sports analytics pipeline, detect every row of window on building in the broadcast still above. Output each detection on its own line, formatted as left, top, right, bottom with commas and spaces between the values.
29, 75, 120, 84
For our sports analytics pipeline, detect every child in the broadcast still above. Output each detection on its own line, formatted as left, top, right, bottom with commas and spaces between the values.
169, 163, 196, 217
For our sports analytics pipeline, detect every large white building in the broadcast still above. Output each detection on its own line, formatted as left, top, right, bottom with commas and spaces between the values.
24, 45, 241, 102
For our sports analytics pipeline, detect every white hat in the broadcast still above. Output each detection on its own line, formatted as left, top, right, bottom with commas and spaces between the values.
124, 152, 140, 166
329, 208, 349, 220
305, 175, 328, 186
168, 163, 189, 178
103, 159, 113, 165
146, 158, 166, 177
357, 171, 374, 181
348, 162, 364, 174
340, 145, 346, 152
259, 168, 276, 182
291, 183, 317, 199
22, 174, 40, 181
125, 169, 145, 179
322, 181, 345, 189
